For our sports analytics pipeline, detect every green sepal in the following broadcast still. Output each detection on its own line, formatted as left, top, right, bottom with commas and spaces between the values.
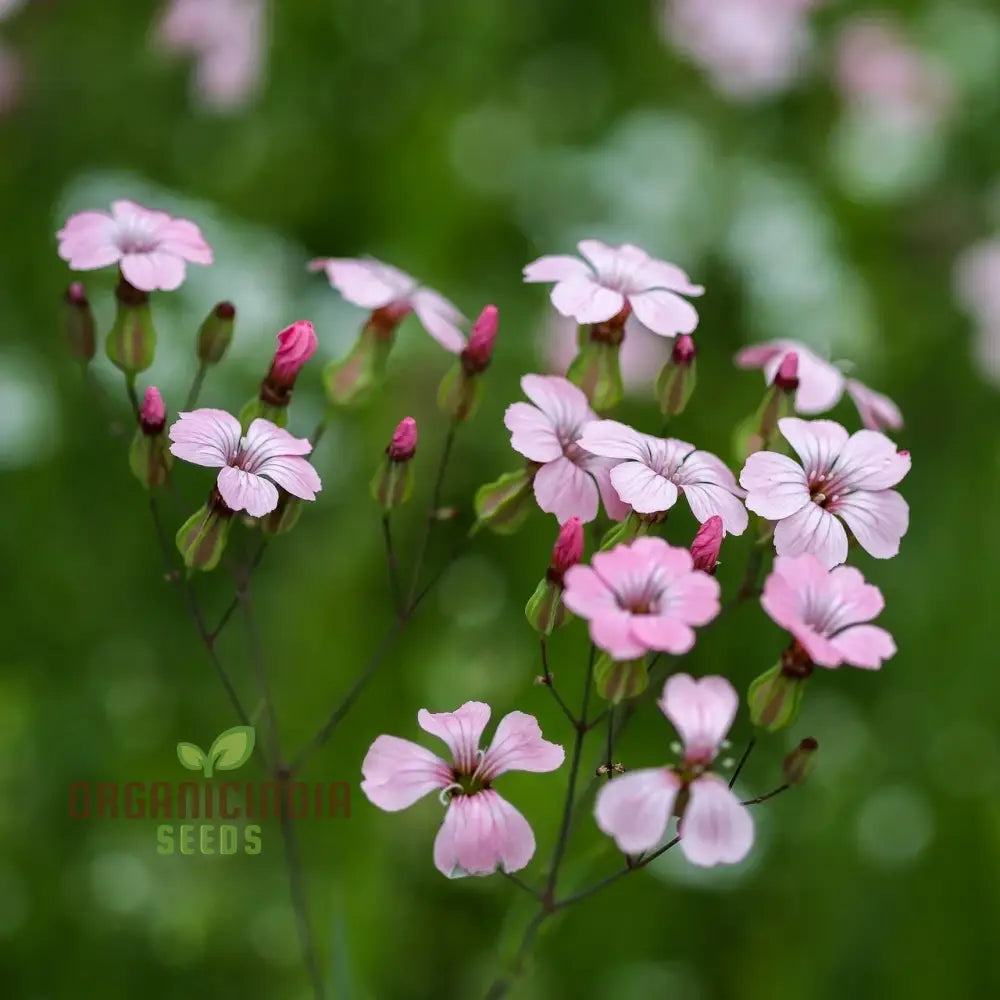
323, 323, 396, 407
128, 430, 172, 489
525, 578, 567, 635
655, 356, 697, 417
567, 340, 623, 413
594, 653, 649, 703
176, 504, 231, 572
598, 511, 646, 551
371, 459, 414, 509
106, 298, 156, 375
473, 467, 534, 535
748, 662, 806, 732
260, 492, 303, 535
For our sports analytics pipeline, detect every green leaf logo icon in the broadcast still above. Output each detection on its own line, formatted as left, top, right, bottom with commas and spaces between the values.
176, 726, 255, 778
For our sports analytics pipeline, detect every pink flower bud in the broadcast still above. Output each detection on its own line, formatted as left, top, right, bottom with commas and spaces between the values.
671, 333, 696, 366
67, 281, 87, 305
461, 304, 499, 373
387, 416, 417, 462
550, 516, 583, 578
773, 352, 799, 391
271, 320, 318, 382
689, 515, 723, 574
140, 386, 166, 434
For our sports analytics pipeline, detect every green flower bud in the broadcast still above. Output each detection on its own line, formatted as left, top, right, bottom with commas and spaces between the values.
64, 283, 95, 364
371, 417, 417, 510
525, 579, 566, 634
324, 313, 399, 408
782, 737, 818, 786
473, 465, 536, 535
238, 397, 288, 429
748, 658, 809, 732
594, 653, 649, 703
655, 334, 697, 417
259, 491, 303, 535
176, 494, 233, 572
567, 340, 624, 413
128, 431, 172, 489
196, 301, 236, 364
598, 511, 647, 550
106, 278, 156, 375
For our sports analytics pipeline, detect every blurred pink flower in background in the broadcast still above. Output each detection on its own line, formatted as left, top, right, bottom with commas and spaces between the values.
660, 0, 817, 101
834, 17, 953, 128
155, 0, 267, 112
954, 238, 1000, 384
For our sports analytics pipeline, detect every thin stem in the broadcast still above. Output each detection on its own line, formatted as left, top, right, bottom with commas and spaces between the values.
239, 585, 282, 767
603, 707, 615, 782
539, 638, 576, 727
124, 374, 140, 419
211, 539, 267, 643
498, 870, 542, 900
729, 737, 756, 790
405, 421, 457, 610
381, 512, 403, 617
742, 784, 790, 807
482, 911, 548, 1000
184, 362, 209, 410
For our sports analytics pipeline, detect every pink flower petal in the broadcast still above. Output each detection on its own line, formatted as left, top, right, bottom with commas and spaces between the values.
773, 502, 849, 569
628, 288, 699, 337
740, 451, 810, 519
629, 615, 695, 654
680, 774, 754, 867
674, 451, 748, 535
523, 254, 592, 283
242, 418, 313, 463
826, 563, 886, 627
57, 211, 121, 270
576, 238, 618, 275
664, 569, 722, 627
561, 564, 618, 620
360, 735, 451, 811
789, 349, 846, 414
433, 790, 536, 877
659, 674, 737, 762
835, 429, 911, 491
830, 624, 896, 669
256, 456, 322, 501
610, 460, 678, 514
411, 288, 467, 353
831, 489, 909, 560
417, 701, 491, 773
216, 466, 279, 516
735, 342, 785, 369
478, 712, 564, 780
845, 379, 903, 432
533, 456, 599, 524
577, 419, 648, 461
158, 218, 213, 265
504, 402, 563, 463
521, 373, 593, 427
588, 609, 648, 660
311, 257, 413, 308
168, 408, 240, 467
788, 623, 844, 668
626, 251, 704, 296
550, 276, 625, 324
120, 251, 186, 292
778, 418, 850, 475
594, 768, 681, 854
586, 456, 632, 521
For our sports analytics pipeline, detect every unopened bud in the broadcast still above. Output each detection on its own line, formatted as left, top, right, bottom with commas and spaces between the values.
747, 662, 806, 732
656, 335, 698, 417
324, 313, 397, 407
196, 301, 236, 364
594, 653, 649, 704
175, 493, 233, 571
550, 516, 583, 579
773, 352, 799, 392
567, 339, 623, 413
372, 418, 418, 509
64, 282, 95, 363
260, 491, 303, 535
129, 387, 172, 489
269, 320, 318, 385
598, 511, 644, 551
672, 334, 696, 366
387, 416, 417, 462
461, 305, 499, 374
689, 515, 723, 574
106, 277, 156, 374
473, 466, 537, 535
139, 386, 166, 435
782, 737, 818, 786
525, 578, 566, 634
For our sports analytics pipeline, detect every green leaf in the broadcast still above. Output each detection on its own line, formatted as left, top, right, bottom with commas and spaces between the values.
208, 725, 256, 771
176, 742, 207, 772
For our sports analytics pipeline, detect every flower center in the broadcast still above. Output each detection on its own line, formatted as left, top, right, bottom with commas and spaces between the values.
116, 217, 161, 255
452, 771, 488, 796
807, 470, 846, 508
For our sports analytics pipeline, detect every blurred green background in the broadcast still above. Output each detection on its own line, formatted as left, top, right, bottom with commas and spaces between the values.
4, 0, 1000, 997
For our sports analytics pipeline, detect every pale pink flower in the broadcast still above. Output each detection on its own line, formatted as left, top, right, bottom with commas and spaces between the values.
156, 0, 266, 112
503, 375, 629, 524
523, 239, 703, 339
736, 339, 903, 431
579, 421, 748, 534
762, 554, 896, 670
661, 0, 816, 102
168, 409, 321, 516
361, 701, 564, 878
57, 200, 213, 292
689, 515, 723, 574
595, 674, 753, 866
309, 256, 465, 353
562, 537, 720, 660
270, 320, 317, 382
740, 417, 910, 569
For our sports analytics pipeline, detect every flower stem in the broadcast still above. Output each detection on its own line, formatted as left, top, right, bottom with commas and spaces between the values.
729, 737, 756, 789
184, 362, 209, 410
381, 512, 403, 617
742, 783, 790, 806
539, 638, 576, 727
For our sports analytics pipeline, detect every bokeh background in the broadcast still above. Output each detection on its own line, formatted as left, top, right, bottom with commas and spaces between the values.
4, 0, 1000, 997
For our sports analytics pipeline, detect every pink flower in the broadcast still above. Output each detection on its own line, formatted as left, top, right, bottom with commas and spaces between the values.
57, 200, 213, 292
551, 516, 584, 576
578, 420, 748, 535
168, 409, 321, 516
595, 674, 753, 866
361, 702, 564, 878
140, 386, 166, 433
388, 416, 417, 461
503, 374, 629, 524
309, 256, 465, 353
562, 537, 720, 659
736, 339, 903, 431
689, 515, 723, 574
523, 239, 703, 338
740, 417, 910, 569
270, 320, 317, 382
761, 554, 896, 669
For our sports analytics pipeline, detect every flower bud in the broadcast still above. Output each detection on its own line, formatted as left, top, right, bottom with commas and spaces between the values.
176, 493, 233, 571
324, 313, 398, 407
269, 320, 318, 385
129, 387, 172, 489
567, 339, 623, 413
594, 653, 649, 703
64, 282, 95, 363
473, 465, 536, 534
371, 417, 418, 509
461, 305, 498, 374
689, 515, 723, 574
139, 386, 166, 435
526, 517, 584, 634
196, 301, 236, 364
782, 737, 818, 786
773, 352, 799, 392
737, 352, 798, 458
598, 511, 645, 551
550, 516, 583, 580
260, 491, 303, 535
747, 662, 806, 732
655, 334, 697, 417
106, 277, 156, 375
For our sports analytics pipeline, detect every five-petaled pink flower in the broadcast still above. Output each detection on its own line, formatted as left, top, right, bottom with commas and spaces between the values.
761, 554, 896, 669
595, 674, 753, 866
168, 409, 321, 516
524, 239, 704, 338
309, 256, 466, 353
740, 417, 910, 569
578, 420, 748, 535
736, 339, 903, 431
562, 537, 720, 659
57, 200, 213, 292
361, 701, 564, 878
504, 374, 629, 524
